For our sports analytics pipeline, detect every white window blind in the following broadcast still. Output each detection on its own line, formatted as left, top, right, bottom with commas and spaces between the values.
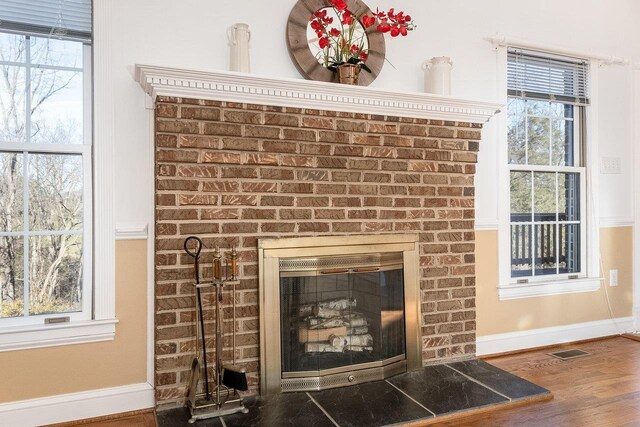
507, 47, 589, 105
0, 0, 91, 41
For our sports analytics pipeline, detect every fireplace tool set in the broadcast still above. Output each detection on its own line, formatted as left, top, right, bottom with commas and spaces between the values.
184, 236, 249, 423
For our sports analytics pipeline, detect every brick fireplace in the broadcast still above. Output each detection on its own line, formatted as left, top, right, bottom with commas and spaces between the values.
139, 66, 499, 408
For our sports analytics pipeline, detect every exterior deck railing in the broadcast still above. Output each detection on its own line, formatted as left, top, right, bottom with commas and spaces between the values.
510, 213, 574, 276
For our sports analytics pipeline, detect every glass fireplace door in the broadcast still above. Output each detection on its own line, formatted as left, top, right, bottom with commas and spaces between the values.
279, 253, 406, 379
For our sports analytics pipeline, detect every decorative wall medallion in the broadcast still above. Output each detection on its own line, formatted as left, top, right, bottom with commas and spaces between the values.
286, 0, 386, 86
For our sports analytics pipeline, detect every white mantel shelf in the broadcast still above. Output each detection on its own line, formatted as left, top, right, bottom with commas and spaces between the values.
135, 65, 502, 124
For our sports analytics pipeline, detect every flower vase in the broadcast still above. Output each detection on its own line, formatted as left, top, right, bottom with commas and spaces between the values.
337, 64, 361, 85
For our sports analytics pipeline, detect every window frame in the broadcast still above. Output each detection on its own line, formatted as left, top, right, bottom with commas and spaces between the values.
496, 45, 602, 300
507, 100, 587, 283
0, 35, 93, 327
0, 0, 118, 352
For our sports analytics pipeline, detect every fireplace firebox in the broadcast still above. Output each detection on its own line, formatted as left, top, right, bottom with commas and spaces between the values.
259, 235, 421, 395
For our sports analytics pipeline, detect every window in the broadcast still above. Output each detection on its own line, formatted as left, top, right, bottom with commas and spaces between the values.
501, 47, 599, 298
0, 1, 92, 326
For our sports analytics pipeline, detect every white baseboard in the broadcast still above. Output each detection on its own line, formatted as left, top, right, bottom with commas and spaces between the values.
633, 307, 640, 332
0, 382, 155, 427
477, 316, 634, 356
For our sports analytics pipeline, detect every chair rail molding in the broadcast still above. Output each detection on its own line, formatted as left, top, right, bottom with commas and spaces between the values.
135, 65, 502, 124
115, 223, 149, 240
599, 217, 634, 228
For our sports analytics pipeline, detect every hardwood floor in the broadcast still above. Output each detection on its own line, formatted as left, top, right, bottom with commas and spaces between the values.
431, 336, 640, 426
46, 409, 156, 427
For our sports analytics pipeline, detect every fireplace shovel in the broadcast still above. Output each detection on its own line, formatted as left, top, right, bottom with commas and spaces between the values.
222, 279, 248, 391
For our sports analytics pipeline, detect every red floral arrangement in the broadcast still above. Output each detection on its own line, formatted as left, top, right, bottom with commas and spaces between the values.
309, 0, 415, 73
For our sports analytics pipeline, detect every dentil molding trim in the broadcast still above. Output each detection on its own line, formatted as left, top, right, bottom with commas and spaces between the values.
135, 65, 502, 124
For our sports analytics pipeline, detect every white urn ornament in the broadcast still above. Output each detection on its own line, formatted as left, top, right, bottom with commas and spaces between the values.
228, 23, 251, 73
422, 56, 453, 95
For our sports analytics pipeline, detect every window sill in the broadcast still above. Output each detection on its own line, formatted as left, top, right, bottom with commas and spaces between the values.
498, 277, 602, 300
0, 319, 119, 352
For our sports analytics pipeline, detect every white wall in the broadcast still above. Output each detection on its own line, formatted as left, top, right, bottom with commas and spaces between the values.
111, 0, 639, 230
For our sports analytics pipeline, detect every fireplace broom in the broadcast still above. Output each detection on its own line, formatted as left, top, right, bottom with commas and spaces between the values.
221, 279, 248, 391
222, 248, 248, 392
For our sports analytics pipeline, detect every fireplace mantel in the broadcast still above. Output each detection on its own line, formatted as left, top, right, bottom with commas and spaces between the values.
135, 64, 501, 123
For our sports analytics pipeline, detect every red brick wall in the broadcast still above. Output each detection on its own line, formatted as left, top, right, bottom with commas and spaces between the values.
154, 96, 482, 408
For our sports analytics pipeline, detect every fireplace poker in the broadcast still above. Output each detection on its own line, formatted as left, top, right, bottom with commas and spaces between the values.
229, 245, 238, 281
214, 272, 224, 407
184, 236, 211, 401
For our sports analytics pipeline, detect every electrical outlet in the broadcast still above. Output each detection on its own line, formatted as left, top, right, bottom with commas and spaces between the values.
601, 156, 621, 174
610, 269, 619, 287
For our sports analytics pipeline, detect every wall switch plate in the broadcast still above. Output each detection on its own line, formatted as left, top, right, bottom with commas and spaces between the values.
601, 156, 621, 174
609, 269, 619, 287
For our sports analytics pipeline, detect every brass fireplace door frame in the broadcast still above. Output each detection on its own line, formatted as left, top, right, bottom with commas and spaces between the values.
258, 234, 421, 396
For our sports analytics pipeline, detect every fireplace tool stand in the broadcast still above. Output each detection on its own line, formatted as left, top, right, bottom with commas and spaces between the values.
185, 241, 248, 423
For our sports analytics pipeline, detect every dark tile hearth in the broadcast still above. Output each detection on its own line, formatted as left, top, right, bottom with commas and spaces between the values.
311, 380, 433, 426
223, 392, 335, 427
157, 360, 550, 427
387, 364, 508, 415
156, 407, 223, 427
156, 393, 334, 427
447, 359, 549, 400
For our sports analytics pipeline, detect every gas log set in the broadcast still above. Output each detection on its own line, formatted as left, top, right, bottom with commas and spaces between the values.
296, 297, 374, 353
